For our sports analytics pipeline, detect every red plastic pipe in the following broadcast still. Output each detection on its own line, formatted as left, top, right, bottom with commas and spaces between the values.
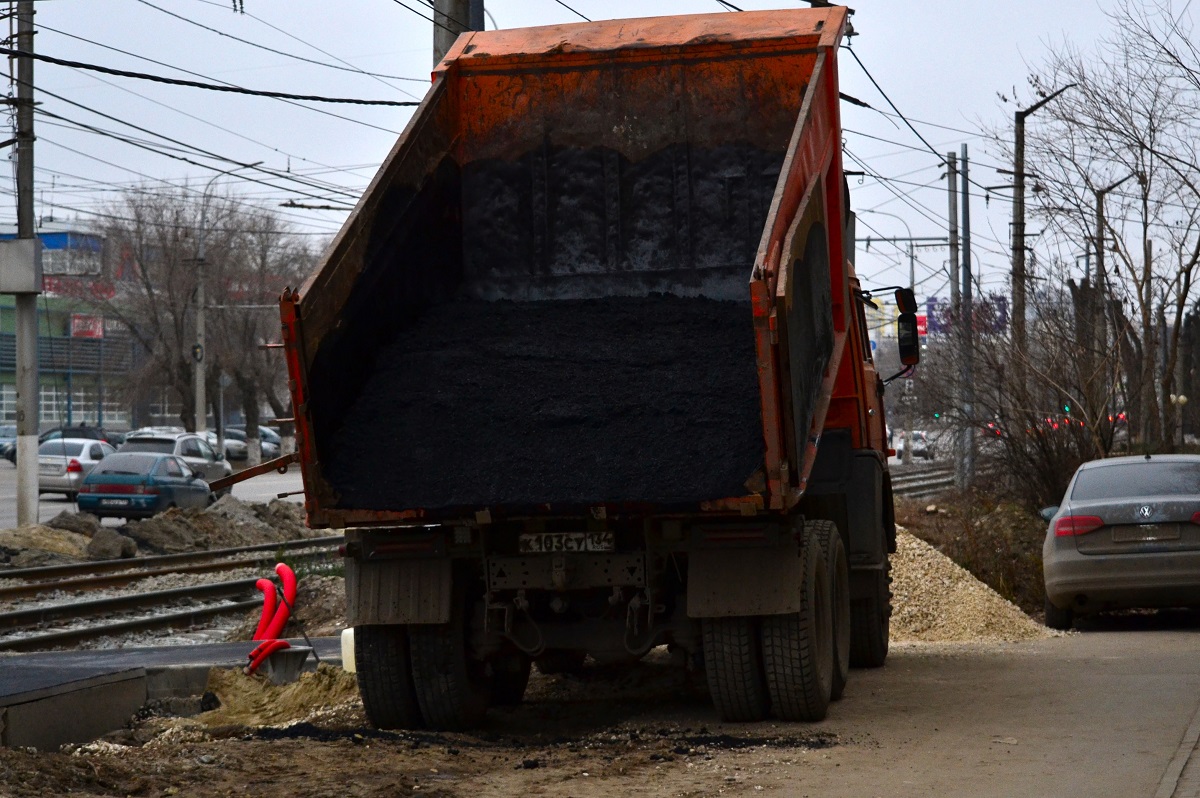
245, 638, 291, 676
258, 563, 298, 642
252, 578, 277, 641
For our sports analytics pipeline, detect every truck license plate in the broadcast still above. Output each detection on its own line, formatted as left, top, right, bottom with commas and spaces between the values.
518, 531, 615, 553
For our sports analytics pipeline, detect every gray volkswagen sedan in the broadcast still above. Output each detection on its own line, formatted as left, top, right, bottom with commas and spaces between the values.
1042, 454, 1200, 630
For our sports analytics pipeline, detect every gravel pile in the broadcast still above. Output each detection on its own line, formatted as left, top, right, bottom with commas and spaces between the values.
890, 528, 1053, 643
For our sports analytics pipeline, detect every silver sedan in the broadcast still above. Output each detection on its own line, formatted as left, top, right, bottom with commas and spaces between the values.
37, 437, 116, 499
1042, 454, 1200, 630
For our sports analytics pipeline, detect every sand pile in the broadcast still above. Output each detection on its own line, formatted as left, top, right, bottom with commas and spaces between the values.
890, 529, 1053, 643
198, 663, 360, 728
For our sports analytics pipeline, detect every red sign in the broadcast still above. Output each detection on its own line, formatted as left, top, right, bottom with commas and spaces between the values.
71, 314, 105, 339
916, 314, 928, 337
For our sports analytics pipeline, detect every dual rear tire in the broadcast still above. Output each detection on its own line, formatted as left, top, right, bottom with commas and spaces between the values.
703, 520, 854, 723
355, 588, 531, 731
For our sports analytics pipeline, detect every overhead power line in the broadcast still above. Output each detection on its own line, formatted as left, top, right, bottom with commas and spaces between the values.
0, 47, 419, 106
33, 22, 402, 135
183, 0, 424, 100
388, 0, 462, 36
844, 47, 945, 167
715, 0, 744, 10
134, 0, 427, 83
553, 0, 591, 21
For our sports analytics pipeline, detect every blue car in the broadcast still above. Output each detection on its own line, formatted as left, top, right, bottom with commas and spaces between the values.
77, 452, 211, 519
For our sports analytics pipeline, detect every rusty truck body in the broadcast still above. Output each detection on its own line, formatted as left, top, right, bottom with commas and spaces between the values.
279, 8, 911, 730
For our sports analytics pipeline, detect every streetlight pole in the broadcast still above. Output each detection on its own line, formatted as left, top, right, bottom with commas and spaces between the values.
193, 163, 261, 434
1012, 84, 1074, 391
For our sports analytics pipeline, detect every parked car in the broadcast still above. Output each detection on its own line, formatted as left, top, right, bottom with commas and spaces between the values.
77, 452, 211, 519
118, 431, 232, 487
0, 424, 15, 462
5, 425, 119, 464
226, 425, 283, 459
1042, 454, 1200, 630
894, 430, 934, 460
206, 430, 249, 461
37, 438, 117, 499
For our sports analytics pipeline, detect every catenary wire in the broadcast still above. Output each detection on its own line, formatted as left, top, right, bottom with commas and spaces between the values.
134, 0, 426, 85
29, 22, 404, 136
0, 47, 419, 106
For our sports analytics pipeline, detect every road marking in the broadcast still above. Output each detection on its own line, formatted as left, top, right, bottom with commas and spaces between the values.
1156, 694, 1200, 798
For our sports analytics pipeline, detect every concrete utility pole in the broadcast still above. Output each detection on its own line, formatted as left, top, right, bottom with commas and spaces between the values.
960, 143, 975, 488
947, 152, 960, 312
15, 0, 39, 525
433, 0, 484, 65
193, 163, 261, 434
1012, 84, 1074, 391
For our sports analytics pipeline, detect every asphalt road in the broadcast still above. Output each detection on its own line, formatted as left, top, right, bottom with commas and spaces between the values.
0, 459, 303, 530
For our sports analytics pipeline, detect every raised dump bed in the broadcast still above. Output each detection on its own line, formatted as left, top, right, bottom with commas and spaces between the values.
287, 11, 846, 523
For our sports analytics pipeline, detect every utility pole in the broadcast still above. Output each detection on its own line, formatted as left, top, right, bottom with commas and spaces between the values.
14, 0, 39, 525
1012, 84, 1074, 392
433, 0, 484, 65
947, 152, 960, 312
960, 143, 975, 488
193, 162, 262, 434
947, 151, 967, 489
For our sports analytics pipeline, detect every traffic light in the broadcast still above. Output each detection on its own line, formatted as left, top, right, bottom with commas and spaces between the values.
1063, 403, 1071, 413
933, 412, 941, 419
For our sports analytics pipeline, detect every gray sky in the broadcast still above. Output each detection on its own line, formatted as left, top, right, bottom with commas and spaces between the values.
17, 0, 1120, 302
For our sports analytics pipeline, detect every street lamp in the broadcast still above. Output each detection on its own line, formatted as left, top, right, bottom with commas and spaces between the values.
193, 162, 262, 434
1012, 84, 1075, 385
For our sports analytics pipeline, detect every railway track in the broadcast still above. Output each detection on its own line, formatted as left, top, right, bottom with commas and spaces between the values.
0, 536, 343, 653
890, 464, 956, 499
0, 469, 957, 654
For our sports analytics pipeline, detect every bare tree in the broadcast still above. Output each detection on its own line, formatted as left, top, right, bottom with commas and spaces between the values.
992, 2, 1200, 452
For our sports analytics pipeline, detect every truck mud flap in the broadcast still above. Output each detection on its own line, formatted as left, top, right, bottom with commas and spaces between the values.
687, 544, 803, 618
346, 558, 452, 626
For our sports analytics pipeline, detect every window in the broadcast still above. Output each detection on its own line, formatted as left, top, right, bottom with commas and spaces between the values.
1072, 461, 1200, 500
97, 454, 155, 475
164, 458, 183, 477
181, 439, 202, 458
196, 439, 216, 461
89, 444, 104, 460
38, 440, 84, 456
121, 439, 174, 454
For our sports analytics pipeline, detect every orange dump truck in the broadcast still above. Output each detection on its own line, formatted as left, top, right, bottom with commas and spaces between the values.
278, 8, 918, 730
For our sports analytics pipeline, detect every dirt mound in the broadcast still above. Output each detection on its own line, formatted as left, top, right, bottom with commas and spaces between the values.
198, 663, 360, 728
227, 574, 347, 641
890, 528, 1054, 643
122, 496, 317, 554
43, 510, 102, 538
0, 525, 91, 567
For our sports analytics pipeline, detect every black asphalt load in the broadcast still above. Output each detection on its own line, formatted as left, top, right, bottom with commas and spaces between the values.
324, 296, 765, 510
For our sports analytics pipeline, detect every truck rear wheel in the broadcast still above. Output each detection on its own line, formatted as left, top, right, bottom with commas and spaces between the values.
354, 625, 424, 730
408, 593, 491, 731
760, 527, 833, 722
490, 651, 532, 706
702, 616, 770, 722
849, 558, 891, 668
809, 520, 851, 700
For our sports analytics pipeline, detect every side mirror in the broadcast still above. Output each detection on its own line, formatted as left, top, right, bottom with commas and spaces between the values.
1039, 506, 1059, 522
897, 312, 920, 366
895, 287, 917, 314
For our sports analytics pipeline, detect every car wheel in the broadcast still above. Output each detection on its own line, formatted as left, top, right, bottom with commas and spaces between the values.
1044, 597, 1073, 631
